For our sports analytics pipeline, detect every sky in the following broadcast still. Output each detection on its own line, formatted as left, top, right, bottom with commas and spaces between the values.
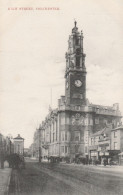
0, 0, 123, 147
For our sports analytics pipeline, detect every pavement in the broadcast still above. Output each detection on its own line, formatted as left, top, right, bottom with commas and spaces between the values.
0, 166, 12, 195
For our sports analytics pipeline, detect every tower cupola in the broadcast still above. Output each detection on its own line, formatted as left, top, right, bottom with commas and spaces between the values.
65, 22, 87, 106
65, 21, 86, 77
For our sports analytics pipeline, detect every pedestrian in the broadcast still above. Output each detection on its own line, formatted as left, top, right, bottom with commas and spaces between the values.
104, 158, 107, 166
109, 158, 111, 166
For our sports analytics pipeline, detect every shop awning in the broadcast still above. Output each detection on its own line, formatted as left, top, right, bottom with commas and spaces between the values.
109, 150, 120, 156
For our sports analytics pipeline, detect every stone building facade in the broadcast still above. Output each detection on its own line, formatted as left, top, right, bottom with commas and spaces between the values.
88, 125, 123, 164
33, 22, 122, 161
13, 134, 24, 155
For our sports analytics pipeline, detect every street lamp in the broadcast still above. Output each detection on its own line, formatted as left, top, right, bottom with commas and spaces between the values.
38, 127, 42, 163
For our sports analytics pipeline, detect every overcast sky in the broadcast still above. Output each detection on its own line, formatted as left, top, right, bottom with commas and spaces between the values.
0, 0, 123, 147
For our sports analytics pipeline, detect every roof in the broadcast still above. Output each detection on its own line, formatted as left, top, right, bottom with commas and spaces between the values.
111, 125, 123, 131
115, 125, 123, 130
91, 128, 105, 136
118, 152, 123, 156
91, 126, 112, 137
14, 134, 24, 140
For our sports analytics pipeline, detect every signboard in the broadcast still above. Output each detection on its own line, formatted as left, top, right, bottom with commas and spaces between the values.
99, 152, 104, 156
105, 152, 109, 156
91, 151, 98, 157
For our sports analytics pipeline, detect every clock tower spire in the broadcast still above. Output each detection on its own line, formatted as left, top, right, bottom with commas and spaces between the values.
65, 21, 86, 106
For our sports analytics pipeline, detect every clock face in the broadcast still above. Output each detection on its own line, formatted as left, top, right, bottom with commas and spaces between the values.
75, 80, 82, 87
66, 82, 69, 89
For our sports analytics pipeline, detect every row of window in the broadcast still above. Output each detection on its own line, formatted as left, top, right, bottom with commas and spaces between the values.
61, 131, 80, 142
90, 138, 118, 150
61, 131, 68, 141
61, 117, 94, 125
44, 131, 81, 143
44, 131, 118, 144
61, 117, 118, 126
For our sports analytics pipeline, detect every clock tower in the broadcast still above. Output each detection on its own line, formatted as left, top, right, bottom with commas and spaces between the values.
65, 21, 86, 106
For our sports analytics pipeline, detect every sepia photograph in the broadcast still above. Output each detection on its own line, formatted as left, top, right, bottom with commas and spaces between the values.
0, 0, 123, 194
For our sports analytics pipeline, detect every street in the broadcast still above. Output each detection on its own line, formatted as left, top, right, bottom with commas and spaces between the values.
8, 158, 123, 195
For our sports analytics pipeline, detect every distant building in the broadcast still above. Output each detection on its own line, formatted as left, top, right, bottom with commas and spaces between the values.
24, 148, 29, 157
28, 143, 35, 157
32, 22, 122, 162
0, 133, 14, 168
111, 125, 123, 151
88, 125, 123, 164
13, 134, 24, 155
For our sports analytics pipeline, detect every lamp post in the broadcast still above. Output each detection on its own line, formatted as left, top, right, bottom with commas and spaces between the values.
38, 127, 41, 163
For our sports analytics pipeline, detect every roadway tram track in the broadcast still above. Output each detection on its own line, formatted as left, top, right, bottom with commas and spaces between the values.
8, 162, 123, 195
9, 163, 76, 195
34, 164, 89, 195
35, 162, 123, 195
9, 169, 21, 195
34, 163, 117, 195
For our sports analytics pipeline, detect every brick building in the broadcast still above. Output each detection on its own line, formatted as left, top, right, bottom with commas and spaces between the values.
32, 22, 122, 162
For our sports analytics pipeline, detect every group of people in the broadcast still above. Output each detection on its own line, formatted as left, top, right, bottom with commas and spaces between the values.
6, 153, 25, 169
38, 155, 114, 167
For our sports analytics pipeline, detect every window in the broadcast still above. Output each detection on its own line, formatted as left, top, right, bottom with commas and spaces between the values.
75, 145, 79, 153
65, 146, 68, 154
61, 117, 65, 125
95, 137, 99, 144
76, 56, 80, 68
114, 131, 117, 138
75, 132, 80, 141
66, 117, 69, 124
65, 132, 68, 141
61, 146, 64, 153
85, 146, 88, 153
53, 132, 55, 142
46, 134, 49, 142
89, 119, 93, 125
61, 132, 65, 141
76, 39, 80, 46
95, 118, 99, 124
85, 117, 88, 125
114, 142, 117, 150
75, 105, 80, 111
91, 138, 93, 145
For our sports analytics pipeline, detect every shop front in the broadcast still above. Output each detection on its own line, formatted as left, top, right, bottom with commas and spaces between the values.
98, 140, 110, 165
119, 152, 123, 165
89, 145, 99, 164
